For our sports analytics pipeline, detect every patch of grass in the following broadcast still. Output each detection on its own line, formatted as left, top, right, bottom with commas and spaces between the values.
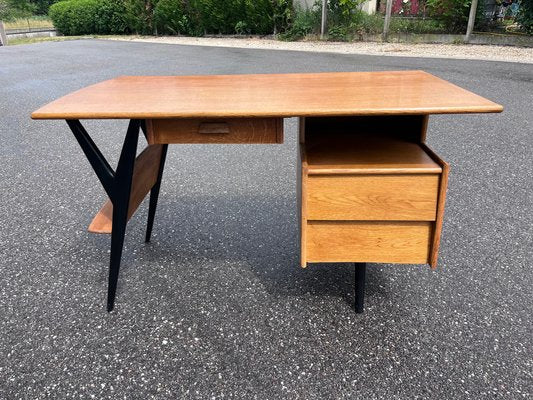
4, 16, 54, 30
6, 34, 147, 46
388, 17, 445, 34
6, 36, 85, 45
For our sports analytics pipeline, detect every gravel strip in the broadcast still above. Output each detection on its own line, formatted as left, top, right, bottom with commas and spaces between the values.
108, 35, 533, 64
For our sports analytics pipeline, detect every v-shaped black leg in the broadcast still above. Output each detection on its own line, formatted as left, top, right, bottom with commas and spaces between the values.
106, 120, 140, 311
66, 119, 141, 312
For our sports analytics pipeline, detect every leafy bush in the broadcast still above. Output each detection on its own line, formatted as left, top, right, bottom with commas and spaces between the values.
356, 12, 383, 34
193, 0, 277, 35
272, 0, 293, 34
426, 0, 470, 32
1, 0, 36, 20
426, 0, 488, 33
280, 0, 364, 40
517, 0, 533, 33
1, 0, 58, 16
122, 0, 159, 35
154, 0, 195, 35
0, 0, 18, 20
192, 0, 240, 34
326, 0, 376, 40
94, 0, 127, 32
139, 0, 291, 36
279, 3, 320, 40
49, 0, 126, 35
33, 0, 60, 15
328, 0, 364, 26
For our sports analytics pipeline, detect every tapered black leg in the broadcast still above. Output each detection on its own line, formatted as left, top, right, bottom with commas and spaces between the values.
354, 262, 366, 313
108, 204, 129, 311
66, 120, 115, 199
106, 120, 140, 311
145, 144, 168, 243
67, 119, 150, 311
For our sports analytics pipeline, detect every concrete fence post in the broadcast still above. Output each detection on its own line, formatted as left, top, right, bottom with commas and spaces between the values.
320, 0, 327, 39
383, 0, 393, 41
0, 21, 7, 46
465, 0, 479, 43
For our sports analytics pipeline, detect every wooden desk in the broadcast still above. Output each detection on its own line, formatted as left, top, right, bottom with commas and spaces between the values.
32, 71, 502, 312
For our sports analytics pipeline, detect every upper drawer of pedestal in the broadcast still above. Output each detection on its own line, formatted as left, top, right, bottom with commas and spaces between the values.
302, 136, 445, 221
306, 174, 440, 221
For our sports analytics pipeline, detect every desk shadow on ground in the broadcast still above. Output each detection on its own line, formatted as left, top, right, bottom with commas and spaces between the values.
73, 193, 408, 312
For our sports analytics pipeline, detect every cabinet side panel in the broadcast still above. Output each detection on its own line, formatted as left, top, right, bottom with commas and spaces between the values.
420, 143, 450, 268
299, 117, 306, 144
420, 115, 429, 142
299, 143, 308, 267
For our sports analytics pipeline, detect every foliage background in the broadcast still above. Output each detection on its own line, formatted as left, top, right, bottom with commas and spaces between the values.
517, 0, 533, 33
2, 0, 532, 38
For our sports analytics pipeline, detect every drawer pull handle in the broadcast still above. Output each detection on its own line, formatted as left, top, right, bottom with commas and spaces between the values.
198, 122, 230, 134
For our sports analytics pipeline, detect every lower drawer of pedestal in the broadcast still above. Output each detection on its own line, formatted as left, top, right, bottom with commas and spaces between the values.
306, 221, 432, 264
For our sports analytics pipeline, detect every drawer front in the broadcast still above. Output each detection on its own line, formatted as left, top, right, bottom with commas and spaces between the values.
307, 174, 439, 221
306, 221, 432, 264
146, 118, 283, 144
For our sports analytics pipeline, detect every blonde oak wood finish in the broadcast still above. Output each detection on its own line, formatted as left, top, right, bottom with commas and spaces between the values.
306, 174, 440, 221
420, 115, 430, 142
299, 115, 451, 267
298, 129, 309, 268
305, 136, 442, 175
420, 143, 450, 269
298, 117, 306, 144
145, 118, 283, 145
88, 144, 164, 234
30, 71, 503, 312
31, 71, 503, 120
306, 221, 433, 264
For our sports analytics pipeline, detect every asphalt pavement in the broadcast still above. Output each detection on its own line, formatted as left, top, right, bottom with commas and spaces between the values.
0, 39, 531, 399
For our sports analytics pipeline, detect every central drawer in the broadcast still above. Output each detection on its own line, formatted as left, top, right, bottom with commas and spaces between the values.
307, 174, 440, 221
146, 118, 283, 144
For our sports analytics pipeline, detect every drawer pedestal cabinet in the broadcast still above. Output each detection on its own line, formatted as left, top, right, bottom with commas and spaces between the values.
299, 116, 450, 312
31, 71, 502, 312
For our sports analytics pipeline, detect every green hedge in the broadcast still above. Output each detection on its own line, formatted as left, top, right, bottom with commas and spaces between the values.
153, 0, 191, 35
153, 0, 281, 36
49, 0, 293, 36
49, 0, 127, 35
518, 0, 533, 34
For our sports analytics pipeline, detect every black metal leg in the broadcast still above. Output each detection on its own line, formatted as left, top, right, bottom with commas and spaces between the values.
106, 120, 139, 311
66, 120, 116, 199
66, 119, 141, 312
145, 144, 168, 243
354, 262, 366, 313
108, 204, 129, 312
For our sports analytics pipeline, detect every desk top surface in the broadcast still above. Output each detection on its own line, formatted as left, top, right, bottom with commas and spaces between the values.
31, 71, 502, 120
